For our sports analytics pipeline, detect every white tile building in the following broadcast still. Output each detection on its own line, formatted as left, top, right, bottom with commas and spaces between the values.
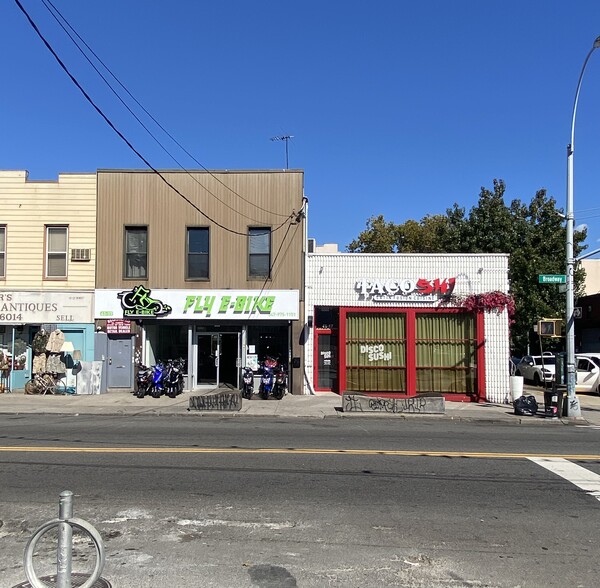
304, 252, 510, 403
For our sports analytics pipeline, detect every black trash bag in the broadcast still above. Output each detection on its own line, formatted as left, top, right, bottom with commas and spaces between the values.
513, 394, 538, 416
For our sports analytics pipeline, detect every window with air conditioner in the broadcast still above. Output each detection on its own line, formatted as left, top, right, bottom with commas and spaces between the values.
46, 226, 68, 278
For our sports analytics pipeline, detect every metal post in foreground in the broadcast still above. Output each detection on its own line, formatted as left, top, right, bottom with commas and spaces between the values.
23, 491, 106, 588
565, 35, 600, 417
57, 491, 74, 588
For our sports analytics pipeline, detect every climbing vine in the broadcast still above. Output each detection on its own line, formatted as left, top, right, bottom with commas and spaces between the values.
444, 291, 516, 322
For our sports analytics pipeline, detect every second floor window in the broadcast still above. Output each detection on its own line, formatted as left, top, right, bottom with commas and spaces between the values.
46, 226, 68, 278
125, 226, 148, 279
0, 226, 5, 278
187, 227, 209, 279
248, 227, 271, 279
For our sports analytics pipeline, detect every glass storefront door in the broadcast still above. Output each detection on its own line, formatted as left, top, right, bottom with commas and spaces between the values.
195, 332, 240, 388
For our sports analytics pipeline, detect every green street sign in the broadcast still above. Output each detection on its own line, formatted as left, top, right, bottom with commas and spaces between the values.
538, 274, 566, 284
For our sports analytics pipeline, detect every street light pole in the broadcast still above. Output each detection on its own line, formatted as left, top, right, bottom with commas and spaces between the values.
565, 35, 600, 417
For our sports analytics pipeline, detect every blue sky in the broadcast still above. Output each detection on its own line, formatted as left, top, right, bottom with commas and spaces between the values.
2, 1, 600, 252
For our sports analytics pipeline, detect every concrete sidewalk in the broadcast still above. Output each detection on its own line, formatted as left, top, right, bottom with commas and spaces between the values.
0, 386, 599, 425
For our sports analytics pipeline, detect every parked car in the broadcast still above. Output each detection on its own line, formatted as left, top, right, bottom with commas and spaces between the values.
576, 353, 600, 395
515, 355, 556, 386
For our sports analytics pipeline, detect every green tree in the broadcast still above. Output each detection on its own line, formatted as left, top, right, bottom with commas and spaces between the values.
346, 179, 587, 354
347, 215, 400, 253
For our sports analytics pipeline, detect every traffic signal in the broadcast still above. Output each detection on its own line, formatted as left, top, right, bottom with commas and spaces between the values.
538, 318, 563, 338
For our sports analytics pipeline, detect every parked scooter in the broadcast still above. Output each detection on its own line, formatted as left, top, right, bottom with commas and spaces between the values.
241, 366, 254, 399
273, 364, 287, 400
150, 361, 166, 398
135, 364, 153, 399
259, 362, 275, 400
164, 358, 186, 398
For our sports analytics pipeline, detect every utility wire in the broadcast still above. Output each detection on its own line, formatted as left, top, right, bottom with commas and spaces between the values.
247, 205, 305, 321
40, 0, 290, 220
14, 0, 293, 237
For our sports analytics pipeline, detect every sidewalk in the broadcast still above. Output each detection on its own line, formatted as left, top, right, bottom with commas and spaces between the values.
1, 385, 599, 425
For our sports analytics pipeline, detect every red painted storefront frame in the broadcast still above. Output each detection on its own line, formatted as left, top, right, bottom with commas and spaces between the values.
313, 306, 486, 402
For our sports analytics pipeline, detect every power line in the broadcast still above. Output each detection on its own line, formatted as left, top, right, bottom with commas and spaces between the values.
38, 0, 290, 221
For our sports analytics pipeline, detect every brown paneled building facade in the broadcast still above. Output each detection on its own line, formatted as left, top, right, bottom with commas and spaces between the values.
94, 169, 306, 394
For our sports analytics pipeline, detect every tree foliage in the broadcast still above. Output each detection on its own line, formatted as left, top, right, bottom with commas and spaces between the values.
346, 179, 587, 353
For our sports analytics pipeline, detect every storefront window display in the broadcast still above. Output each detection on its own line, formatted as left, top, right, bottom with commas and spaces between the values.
346, 312, 406, 392
415, 313, 477, 395
145, 323, 188, 365
247, 324, 288, 367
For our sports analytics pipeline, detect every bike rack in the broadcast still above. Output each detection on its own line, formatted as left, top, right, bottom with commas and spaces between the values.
22, 491, 106, 588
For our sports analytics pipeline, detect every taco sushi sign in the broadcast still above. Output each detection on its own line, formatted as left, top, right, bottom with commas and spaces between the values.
356, 277, 456, 302
95, 287, 299, 320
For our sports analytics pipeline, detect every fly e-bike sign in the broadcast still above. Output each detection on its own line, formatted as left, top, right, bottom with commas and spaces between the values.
95, 287, 300, 320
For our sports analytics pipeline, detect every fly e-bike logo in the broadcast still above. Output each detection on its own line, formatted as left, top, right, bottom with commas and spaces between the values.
117, 285, 172, 318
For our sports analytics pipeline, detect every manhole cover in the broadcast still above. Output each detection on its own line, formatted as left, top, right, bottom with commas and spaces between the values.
12, 574, 111, 588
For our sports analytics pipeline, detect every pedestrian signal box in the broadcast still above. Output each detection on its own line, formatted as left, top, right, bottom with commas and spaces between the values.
538, 318, 563, 338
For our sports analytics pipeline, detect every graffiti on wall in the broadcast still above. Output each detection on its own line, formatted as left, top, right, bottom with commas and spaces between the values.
189, 392, 241, 411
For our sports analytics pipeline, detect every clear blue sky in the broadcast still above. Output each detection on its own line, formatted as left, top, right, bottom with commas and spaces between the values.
3, 1, 600, 252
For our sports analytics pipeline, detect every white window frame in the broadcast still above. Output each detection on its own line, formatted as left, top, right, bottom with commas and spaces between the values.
0, 226, 5, 278
45, 225, 68, 279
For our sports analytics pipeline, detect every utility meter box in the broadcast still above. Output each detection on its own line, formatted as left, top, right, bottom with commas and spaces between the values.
554, 352, 567, 386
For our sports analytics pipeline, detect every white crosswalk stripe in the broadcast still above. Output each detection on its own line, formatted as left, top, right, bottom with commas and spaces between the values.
529, 457, 600, 502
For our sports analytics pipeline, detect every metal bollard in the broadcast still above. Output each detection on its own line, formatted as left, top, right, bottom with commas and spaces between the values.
57, 491, 74, 588
23, 491, 106, 588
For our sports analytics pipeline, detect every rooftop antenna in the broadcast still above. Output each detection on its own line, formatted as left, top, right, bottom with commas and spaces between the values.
270, 135, 294, 169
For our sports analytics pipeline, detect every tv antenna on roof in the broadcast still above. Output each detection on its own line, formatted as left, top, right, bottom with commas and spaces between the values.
270, 135, 294, 169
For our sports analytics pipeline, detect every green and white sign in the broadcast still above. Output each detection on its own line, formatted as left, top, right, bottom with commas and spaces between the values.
95, 288, 299, 320
538, 274, 566, 284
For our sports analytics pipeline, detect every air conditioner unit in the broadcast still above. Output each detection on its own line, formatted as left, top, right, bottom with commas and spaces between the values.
71, 248, 91, 261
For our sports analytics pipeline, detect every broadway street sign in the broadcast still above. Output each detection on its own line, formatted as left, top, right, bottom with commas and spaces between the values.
538, 274, 566, 284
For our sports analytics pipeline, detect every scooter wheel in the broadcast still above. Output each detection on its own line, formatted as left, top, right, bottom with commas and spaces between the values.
136, 386, 146, 399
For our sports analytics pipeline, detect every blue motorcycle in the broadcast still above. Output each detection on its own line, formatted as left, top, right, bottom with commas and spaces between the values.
259, 363, 274, 400
150, 361, 166, 398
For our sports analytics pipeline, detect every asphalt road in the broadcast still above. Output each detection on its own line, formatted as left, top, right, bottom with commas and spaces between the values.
1, 415, 599, 588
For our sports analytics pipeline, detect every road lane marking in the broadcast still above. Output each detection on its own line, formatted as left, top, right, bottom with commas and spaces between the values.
528, 457, 600, 502
0, 446, 600, 460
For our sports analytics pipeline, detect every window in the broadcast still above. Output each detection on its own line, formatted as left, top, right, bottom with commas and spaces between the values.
46, 226, 68, 278
248, 227, 271, 278
416, 313, 477, 395
187, 227, 209, 279
346, 312, 407, 392
0, 226, 5, 278
124, 226, 147, 279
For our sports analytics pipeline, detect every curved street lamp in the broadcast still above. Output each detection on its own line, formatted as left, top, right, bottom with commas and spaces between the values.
565, 35, 600, 417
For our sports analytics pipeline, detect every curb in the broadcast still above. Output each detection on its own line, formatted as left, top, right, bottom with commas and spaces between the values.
0, 409, 591, 426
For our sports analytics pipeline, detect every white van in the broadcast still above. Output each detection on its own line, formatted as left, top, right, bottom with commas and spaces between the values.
575, 353, 600, 395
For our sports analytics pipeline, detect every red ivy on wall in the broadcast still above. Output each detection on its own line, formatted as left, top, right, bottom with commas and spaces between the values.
445, 291, 515, 322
